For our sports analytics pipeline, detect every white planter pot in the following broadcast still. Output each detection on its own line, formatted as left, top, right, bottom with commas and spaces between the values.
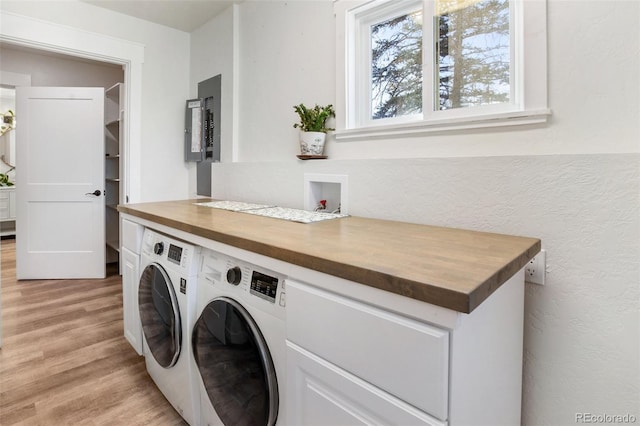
299, 131, 326, 155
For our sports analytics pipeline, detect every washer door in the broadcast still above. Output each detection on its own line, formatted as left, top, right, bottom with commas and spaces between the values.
138, 262, 181, 368
192, 297, 278, 426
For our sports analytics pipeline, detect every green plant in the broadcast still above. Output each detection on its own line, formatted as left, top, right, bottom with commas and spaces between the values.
293, 104, 335, 133
0, 167, 14, 187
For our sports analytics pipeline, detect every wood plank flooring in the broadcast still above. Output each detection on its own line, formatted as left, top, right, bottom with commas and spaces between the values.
0, 238, 187, 425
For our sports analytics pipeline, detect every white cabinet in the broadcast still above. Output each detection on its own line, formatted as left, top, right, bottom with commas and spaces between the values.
0, 187, 16, 237
105, 82, 123, 264
287, 280, 449, 420
286, 273, 525, 426
122, 247, 142, 355
121, 218, 144, 355
287, 342, 446, 426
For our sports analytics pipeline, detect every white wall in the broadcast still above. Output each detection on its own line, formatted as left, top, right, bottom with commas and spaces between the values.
0, 0, 192, 202
192, 1, 640, 424
237, 1, 336, 161
0, 46, 123, 88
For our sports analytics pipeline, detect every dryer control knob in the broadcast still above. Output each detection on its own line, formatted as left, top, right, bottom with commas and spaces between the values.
153, 242, 164, 255
226, 266, 242, 286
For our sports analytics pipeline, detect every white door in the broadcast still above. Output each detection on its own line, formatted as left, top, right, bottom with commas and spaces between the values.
16, 87, 105, 279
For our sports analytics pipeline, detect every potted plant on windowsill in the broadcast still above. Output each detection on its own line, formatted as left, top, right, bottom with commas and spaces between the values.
293, 103, 335, 156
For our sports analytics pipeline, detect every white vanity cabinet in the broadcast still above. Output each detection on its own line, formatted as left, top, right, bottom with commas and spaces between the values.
0, 187, 16, 237
121, 218, 144, 355
286, 272, 525, 426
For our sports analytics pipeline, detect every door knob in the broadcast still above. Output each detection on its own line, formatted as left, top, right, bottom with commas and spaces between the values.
85, 190, 102, 196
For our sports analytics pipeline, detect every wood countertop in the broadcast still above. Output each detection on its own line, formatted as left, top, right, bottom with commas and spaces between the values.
118, 199, 540, 313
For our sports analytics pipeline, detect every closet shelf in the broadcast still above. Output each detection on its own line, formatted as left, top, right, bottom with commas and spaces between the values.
106, 239, 120, 252
104, 82, 123, 268
106, 83, 121, 102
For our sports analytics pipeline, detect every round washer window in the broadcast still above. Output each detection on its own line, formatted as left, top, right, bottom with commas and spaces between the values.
192, 297, 278, 425
138, 263, 181, 368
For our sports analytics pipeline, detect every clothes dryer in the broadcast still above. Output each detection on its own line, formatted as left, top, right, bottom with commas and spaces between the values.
138, 229, 201, 425
192, 248, 287, 426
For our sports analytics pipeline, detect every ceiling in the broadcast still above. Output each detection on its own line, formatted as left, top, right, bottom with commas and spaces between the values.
81, 0, 236, 32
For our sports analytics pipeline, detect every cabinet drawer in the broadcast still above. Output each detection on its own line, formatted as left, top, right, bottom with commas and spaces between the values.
122, 219, 144, 253
287, 280, 449, 421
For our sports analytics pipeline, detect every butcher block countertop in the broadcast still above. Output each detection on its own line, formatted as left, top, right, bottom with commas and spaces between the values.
118, 199, 540, 313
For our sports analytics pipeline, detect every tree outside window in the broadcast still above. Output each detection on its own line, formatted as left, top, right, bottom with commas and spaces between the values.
369, 0, 510, 120
371, 11, 423, 120
437, 0, 510, 110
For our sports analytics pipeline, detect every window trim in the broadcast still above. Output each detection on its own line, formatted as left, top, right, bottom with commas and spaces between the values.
334, 0, 550, 141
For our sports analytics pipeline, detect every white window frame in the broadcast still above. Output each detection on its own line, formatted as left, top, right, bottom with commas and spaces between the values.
354, 0, 424, 128
334, 0, 550, 141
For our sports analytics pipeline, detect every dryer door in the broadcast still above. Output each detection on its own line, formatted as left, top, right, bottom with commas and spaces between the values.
192, 297, 278, 426
138, 262, 181, 368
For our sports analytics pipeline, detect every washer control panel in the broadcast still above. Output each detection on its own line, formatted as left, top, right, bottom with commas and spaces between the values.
142, 229, 199, 276
250, 271, 279, 303
200, 248, 286, 309
167, 244, 183, 265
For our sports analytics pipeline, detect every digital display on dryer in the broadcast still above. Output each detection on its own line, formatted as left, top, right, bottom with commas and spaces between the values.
167, 244, 182, 265
250, 271, 278, 303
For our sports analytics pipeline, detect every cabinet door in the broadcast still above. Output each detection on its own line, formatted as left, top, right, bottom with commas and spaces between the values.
287, 342, 446, 426
121, 218, 144, 254
122, 247, 142, 355
287, 280, 449, 420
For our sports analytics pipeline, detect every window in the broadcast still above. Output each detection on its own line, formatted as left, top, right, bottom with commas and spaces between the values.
436, 0, 511, 111
335, 0, 549, 139
370, 4, 423, 121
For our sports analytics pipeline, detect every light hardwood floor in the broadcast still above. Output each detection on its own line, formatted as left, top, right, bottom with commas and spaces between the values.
0, 238, 187, 425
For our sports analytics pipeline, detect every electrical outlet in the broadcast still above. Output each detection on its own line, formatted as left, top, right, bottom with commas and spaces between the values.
525, 249, 546, 285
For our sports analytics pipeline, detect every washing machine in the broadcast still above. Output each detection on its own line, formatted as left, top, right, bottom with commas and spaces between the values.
191, 248, 287, 426
138, 228, 201, 425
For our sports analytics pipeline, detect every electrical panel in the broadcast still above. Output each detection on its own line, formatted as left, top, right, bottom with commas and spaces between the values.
185, 74, 221, 164
185, 74, 221, 197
